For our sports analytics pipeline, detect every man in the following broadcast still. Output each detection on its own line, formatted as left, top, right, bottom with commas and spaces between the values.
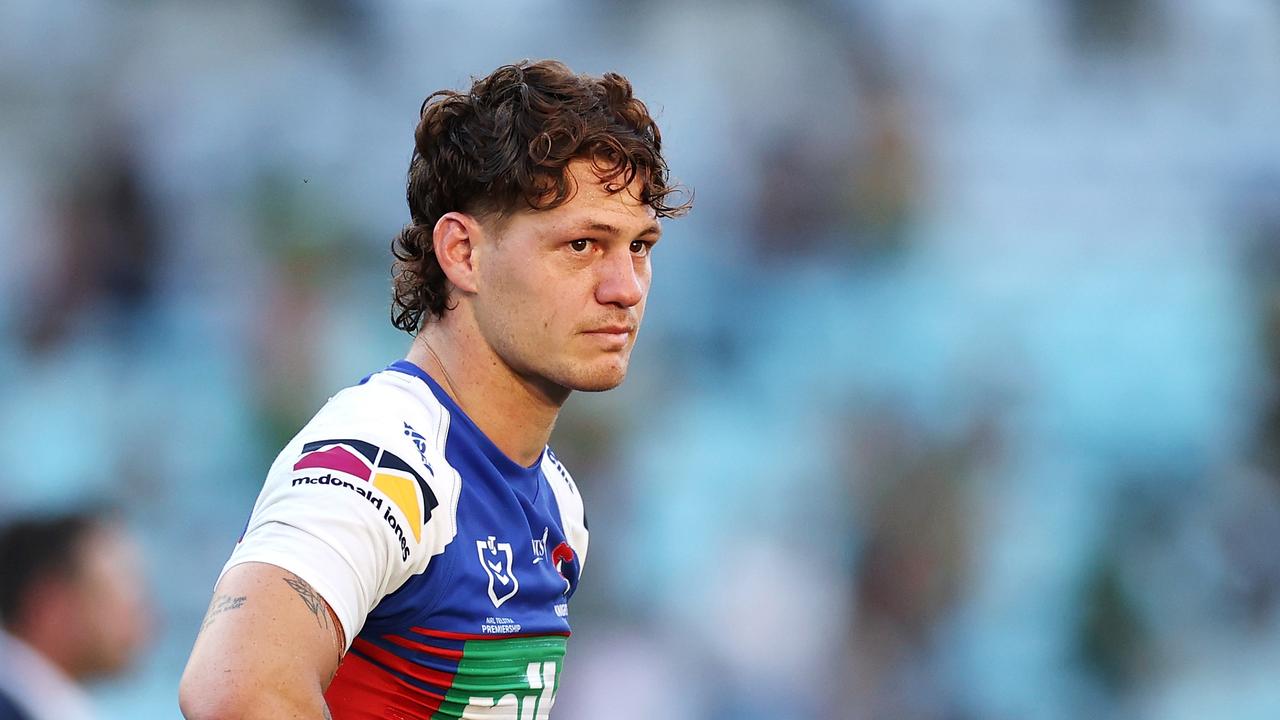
0, 511, 152, 720
179, 60, 688, 719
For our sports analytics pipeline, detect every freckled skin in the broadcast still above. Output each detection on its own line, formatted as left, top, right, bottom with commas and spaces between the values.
470, 160, 660, 396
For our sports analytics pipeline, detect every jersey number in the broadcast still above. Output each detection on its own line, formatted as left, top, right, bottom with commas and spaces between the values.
462, 661, 557, 719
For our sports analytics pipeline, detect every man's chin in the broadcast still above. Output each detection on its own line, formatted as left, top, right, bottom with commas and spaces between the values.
565, 373, 626, 393
570, 378, 625, 393
562, 362, 629, 393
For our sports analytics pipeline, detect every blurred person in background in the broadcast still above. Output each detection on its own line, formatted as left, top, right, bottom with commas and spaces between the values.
179, 59, 688, 719
0, 510, 151, 720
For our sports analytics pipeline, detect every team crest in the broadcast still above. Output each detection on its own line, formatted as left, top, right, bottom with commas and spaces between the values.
477, 535, 519, 608
552, 541, 578, 597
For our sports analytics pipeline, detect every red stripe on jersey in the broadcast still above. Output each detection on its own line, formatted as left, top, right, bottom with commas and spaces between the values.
325, 651, 446, 719
348, 638, 457, 689
383, 633, 465, 660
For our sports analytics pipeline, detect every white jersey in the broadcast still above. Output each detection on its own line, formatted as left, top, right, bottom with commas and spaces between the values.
222, 361, 588, 718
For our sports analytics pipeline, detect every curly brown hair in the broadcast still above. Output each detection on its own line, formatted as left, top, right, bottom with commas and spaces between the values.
389, 60, 691, 334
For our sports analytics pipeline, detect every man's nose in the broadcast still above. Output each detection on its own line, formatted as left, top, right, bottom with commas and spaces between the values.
595, 251, 645, 308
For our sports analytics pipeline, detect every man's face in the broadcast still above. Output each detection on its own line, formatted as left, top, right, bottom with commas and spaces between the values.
70, 524, 152, 678
471, 159, 661, 395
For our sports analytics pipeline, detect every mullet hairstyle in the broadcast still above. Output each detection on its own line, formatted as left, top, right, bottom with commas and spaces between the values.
390, 60, 691, 333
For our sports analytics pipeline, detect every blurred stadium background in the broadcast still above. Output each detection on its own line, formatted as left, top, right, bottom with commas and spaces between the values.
3, 0, 1280, 718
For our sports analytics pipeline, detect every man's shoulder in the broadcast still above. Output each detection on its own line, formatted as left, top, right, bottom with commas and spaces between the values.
270, 368, 460, 511
294, 370, 448, 456
314, 368, 446, 430
235, 367, 464, 593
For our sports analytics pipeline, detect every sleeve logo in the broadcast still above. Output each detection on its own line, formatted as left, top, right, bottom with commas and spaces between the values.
402, 422, 434, 472
292, 439, 439, 561
476, 535, 519, 608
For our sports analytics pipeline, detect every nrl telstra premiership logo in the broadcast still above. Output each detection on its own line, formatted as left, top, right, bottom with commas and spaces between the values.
477, 535, 519, 608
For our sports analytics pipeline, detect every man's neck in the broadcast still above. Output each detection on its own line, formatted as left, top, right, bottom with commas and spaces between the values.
406, 322, 564, 467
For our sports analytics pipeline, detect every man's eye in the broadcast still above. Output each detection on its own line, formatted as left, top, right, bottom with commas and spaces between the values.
569, 239, 591, 252
630, 240, 652, 257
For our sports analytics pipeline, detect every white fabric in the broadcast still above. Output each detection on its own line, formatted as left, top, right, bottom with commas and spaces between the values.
541, 453, 589, 573
0, 629, 98, 720
220, 370, 461, 647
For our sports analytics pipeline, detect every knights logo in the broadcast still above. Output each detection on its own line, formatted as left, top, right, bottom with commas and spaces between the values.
551, 542, 578, 597
477, 535, 519, 608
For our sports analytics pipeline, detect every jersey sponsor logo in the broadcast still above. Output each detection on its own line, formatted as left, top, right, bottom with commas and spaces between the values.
531, 527, 549, 564
462, 661, 557, 719
294, 440, 375, 480
292, 439, 439, 560
291, 473, 384, 511
477, 535, 519, 608
402, 422, 434, 475
545, 449, 570, 485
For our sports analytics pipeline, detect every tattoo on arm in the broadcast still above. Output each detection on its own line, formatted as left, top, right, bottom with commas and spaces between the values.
282, 573, 331, 630
199, 594, 247, 633
281, 572, 346, 682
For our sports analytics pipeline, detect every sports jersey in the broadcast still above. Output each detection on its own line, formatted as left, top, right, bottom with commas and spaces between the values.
222, 360, 588, 719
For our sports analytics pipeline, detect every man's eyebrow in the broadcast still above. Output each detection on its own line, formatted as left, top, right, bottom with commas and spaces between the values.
580, 221, 662, 237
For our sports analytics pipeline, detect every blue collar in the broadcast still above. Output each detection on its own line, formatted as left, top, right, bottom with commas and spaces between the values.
384, 360, 545, 488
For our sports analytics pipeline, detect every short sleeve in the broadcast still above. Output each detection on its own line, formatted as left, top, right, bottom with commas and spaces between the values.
222, 406, 453, 647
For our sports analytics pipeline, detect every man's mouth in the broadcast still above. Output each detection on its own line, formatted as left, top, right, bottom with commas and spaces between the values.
582, 325, 635, 347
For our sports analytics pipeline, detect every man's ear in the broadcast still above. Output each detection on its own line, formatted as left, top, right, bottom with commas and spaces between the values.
433, 211, 482, 294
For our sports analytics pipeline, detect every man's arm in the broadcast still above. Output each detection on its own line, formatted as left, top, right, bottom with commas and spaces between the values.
179, 561, 346, 720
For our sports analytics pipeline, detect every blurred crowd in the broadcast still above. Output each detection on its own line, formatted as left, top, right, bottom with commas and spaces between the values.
2, 0, 1280, 718
0, 511, 150, 720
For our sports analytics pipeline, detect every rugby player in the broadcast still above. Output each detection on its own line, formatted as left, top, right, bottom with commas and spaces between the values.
179, 60, 688, 719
